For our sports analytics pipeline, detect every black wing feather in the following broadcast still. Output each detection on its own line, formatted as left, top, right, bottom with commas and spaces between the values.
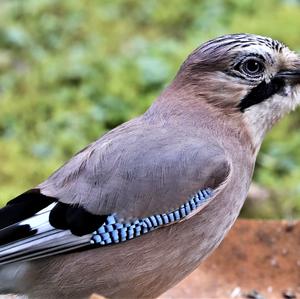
0, 189, 55, 229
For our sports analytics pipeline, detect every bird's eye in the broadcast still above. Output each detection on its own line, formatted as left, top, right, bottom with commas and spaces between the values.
239, 58, 264, 76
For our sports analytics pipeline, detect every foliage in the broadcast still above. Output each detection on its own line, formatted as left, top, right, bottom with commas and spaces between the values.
0, 0, 299, 218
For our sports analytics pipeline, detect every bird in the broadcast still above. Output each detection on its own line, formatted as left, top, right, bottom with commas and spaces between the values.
0, 33, 300, 299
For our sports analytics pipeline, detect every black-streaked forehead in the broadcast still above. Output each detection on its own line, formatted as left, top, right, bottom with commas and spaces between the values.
181, 34, 286, 72
200, 33, 285, 55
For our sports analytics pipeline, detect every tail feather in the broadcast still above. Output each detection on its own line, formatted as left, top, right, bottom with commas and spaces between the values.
0, 204, 92, 266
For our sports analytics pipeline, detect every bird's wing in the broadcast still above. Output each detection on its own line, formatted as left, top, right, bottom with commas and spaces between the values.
0, 122, 232, 265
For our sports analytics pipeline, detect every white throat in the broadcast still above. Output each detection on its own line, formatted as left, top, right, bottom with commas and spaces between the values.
243, 85, 300, 154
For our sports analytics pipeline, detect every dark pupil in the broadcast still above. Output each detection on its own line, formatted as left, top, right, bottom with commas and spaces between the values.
245, 60, 261, 74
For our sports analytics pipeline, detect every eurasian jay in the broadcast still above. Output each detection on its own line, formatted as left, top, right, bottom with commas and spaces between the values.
0, 34, 299, 298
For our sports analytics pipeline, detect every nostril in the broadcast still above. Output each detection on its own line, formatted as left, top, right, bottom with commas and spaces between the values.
275, 70, 300, 83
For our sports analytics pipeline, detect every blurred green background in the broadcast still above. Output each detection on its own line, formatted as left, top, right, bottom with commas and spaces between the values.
0, 0, 299, 219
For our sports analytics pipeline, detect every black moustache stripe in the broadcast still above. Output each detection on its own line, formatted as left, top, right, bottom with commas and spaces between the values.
238, 78, 285, 112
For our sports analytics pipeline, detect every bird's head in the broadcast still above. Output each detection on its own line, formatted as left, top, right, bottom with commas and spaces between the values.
172, 33, 300, 148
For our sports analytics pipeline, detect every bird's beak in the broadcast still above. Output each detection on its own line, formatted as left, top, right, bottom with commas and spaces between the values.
275, 70, 300, 84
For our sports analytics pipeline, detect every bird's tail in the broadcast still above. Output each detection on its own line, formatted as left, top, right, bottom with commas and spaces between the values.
0, 204, 91, 266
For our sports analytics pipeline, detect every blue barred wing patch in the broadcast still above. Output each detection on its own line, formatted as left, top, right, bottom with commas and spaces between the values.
90, 188, 213, 246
